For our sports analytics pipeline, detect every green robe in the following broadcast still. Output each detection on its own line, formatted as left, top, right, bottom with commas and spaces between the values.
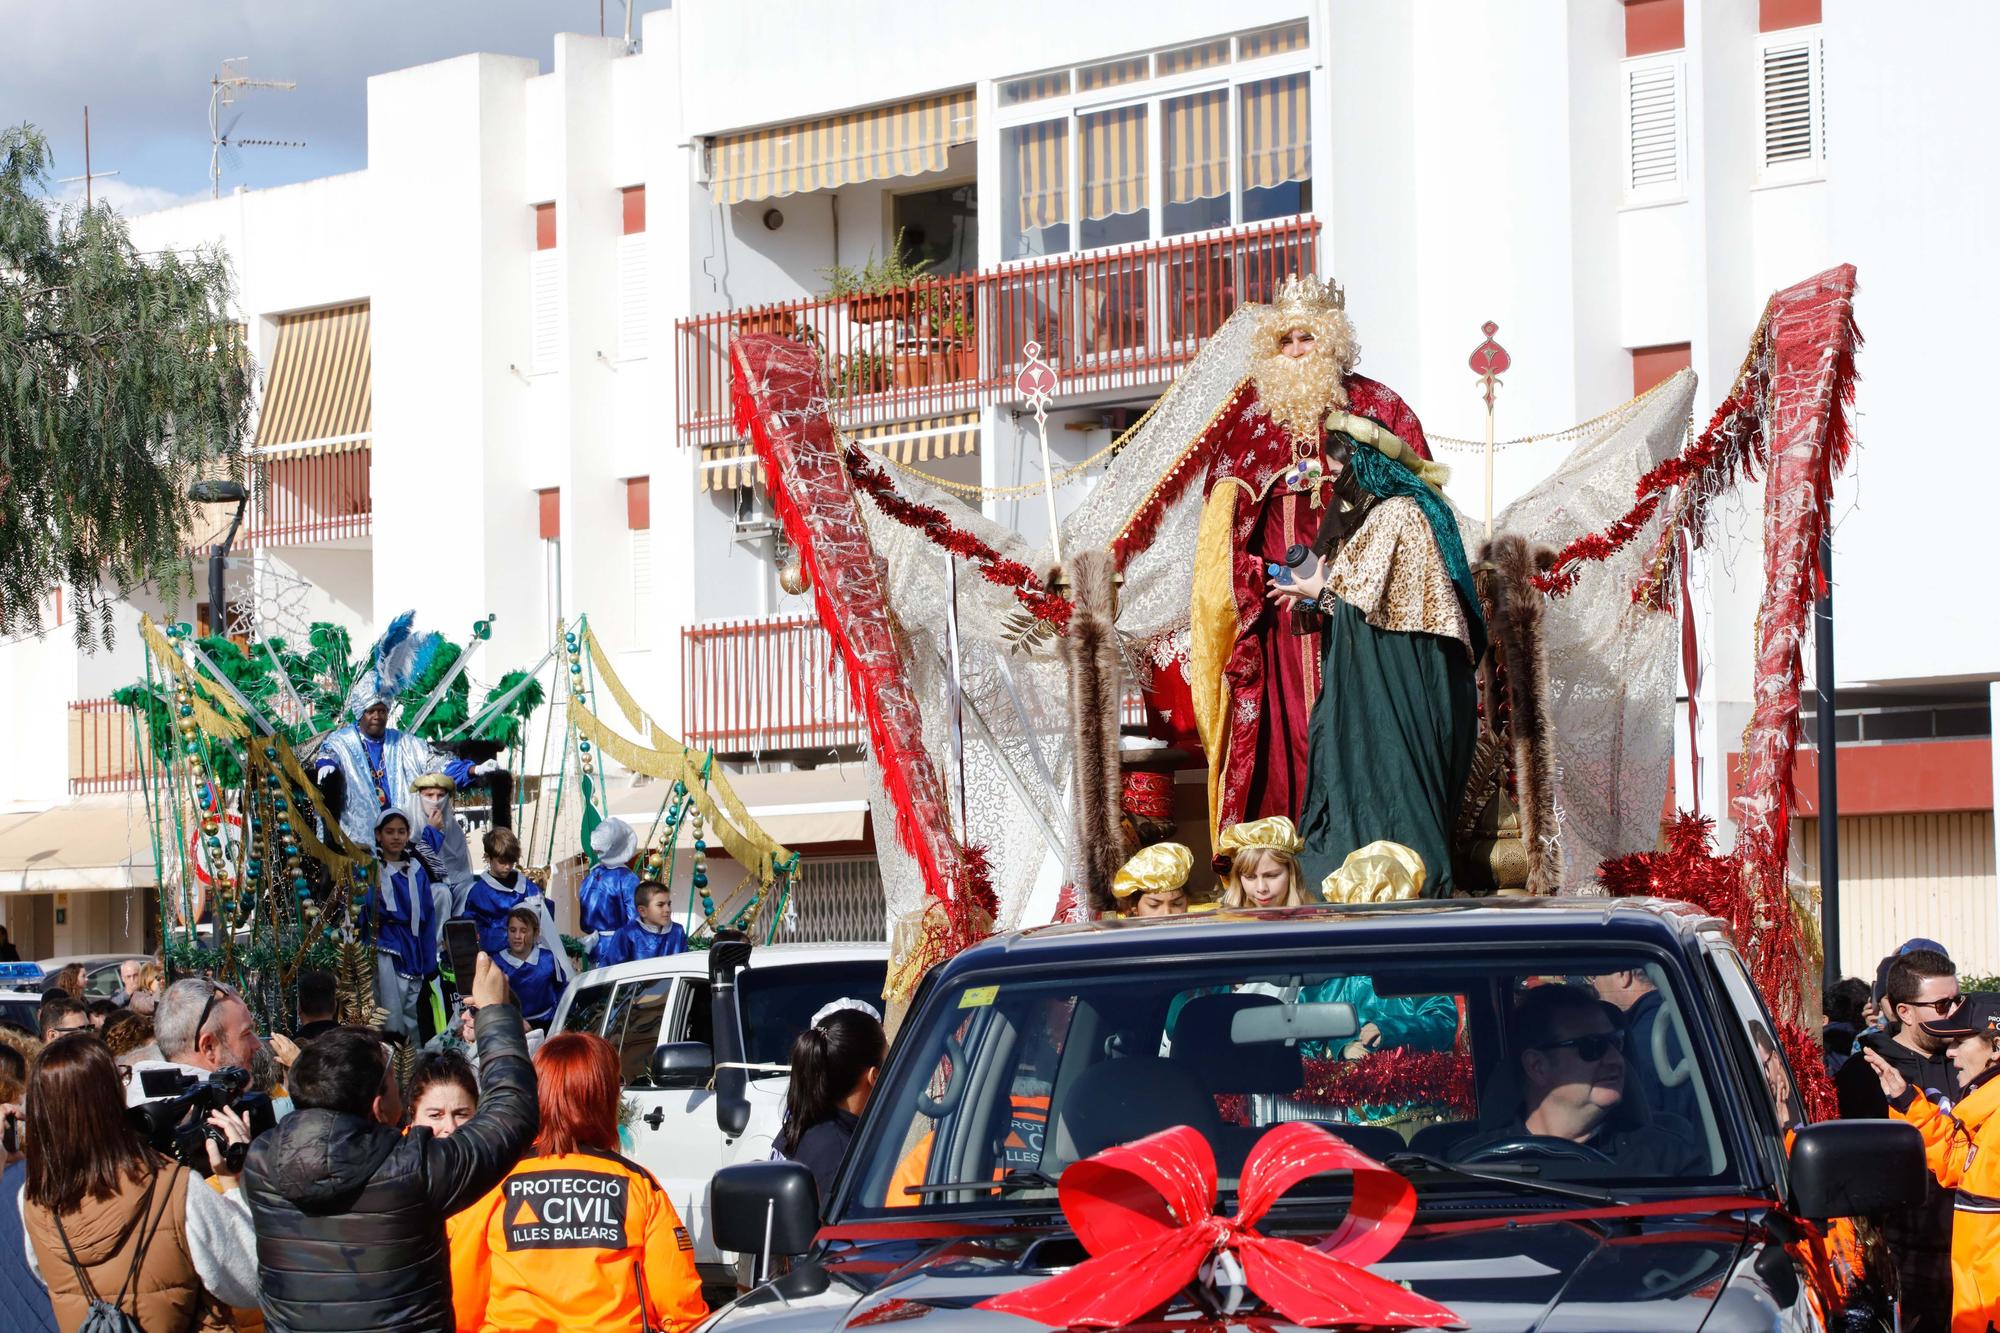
1297, 598, 1478, 897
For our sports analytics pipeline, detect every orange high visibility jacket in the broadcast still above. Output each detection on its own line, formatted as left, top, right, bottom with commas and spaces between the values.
1891, 1071, 2000, 1333
448, 1146, 708, 1333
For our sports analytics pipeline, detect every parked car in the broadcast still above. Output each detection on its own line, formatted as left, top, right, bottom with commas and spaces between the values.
706, 899, 1922, 1332
35, 953, 149, 998
550, 940, 888, 1298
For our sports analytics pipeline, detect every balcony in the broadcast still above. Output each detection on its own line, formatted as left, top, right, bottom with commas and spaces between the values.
683, 616, 867, 756
683, 616, 1151, 760
675, 218, 1320, 447
246, 445, 372, 546
69, 698, 146, 795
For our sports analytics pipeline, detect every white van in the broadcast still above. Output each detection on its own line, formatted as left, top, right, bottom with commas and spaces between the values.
549, 941, 888, 1293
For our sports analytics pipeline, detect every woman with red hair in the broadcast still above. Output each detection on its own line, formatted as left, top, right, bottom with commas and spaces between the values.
449, 1032, 707, 1332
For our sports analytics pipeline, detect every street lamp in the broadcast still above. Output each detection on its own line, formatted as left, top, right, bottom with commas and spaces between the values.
188, 479, 249, 637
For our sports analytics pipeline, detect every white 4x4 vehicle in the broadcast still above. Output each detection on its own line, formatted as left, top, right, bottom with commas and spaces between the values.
550, 940, 887, 1292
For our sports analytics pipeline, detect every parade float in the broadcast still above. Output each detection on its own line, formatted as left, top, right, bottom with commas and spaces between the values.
730, 263, 1860, 1107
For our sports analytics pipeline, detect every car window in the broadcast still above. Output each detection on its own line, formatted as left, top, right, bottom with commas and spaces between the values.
1708, 950, 1807, 1136
0, 999, 37, 1035
561, 982, 615, 1037
604, 977, 675, 1084
739, 959, 889, 1067
682, 979, 714, 1048
849, 949, 1733, 1218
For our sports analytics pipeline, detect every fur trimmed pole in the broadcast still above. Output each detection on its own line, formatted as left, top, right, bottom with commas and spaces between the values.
1483, 535, 1562, 893
1063, 549, 1124, 914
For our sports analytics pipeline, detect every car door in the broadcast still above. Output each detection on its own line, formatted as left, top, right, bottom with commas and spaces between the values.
617, 976, 731, 1269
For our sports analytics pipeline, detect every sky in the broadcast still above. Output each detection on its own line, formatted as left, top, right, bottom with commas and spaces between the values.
8, 1, 671, 215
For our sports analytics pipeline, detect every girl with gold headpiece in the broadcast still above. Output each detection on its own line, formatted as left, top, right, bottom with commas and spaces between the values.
1110, 842, 1195, 918
1216, 817, 1306, 909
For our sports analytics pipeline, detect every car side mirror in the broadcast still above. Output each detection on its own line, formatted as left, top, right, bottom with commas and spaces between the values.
649, 1041, 714, 1090
712, 1160, 820, 1285
1787, 1119, 1926, 1219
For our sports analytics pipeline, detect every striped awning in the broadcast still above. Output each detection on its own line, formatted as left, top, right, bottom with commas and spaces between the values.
1010, 119, 1070, 231
708, 89, 976, 207
1082, 105, 1149, 222
1165, 88, 1230, 206
856, 413, 981, 464
1241, 72, 1311, 191
699, 413, 981, 493
253, 301, 371, 458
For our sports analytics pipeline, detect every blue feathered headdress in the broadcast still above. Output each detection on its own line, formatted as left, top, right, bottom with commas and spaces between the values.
340, 611, 447, 721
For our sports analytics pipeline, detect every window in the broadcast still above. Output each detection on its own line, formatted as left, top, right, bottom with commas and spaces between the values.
849, 949, 1732, 1218
1622, 54, 1685, 204
530, 202, 560, 373
892, 183, 979, 276
561, 982, 615, 1036
995, 23, 1313, 260
1757, 28, 1825, 182
617, 186, 648, 359
737, 958, 891, 1067
603, 975, 675, 1084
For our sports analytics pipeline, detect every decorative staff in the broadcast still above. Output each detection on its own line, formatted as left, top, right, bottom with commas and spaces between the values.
1014, 340, 1062, 565
1469, 321, 1511, 539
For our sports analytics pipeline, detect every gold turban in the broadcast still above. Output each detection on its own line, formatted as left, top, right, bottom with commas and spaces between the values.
411, 772, 457, 793
1215, 816, 1305, 859
1320, 840, 1427, 903
1112, 842, 1195, 900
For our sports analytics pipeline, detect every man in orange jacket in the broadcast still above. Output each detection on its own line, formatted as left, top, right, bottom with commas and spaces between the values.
1861, 991, 2000, 1333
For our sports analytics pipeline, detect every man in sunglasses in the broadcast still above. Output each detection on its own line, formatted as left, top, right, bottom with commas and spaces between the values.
1833, 946, 1960, 1333
1451, 983, 1704, 1174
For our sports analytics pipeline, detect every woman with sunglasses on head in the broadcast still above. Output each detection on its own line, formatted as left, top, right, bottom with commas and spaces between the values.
18, 1034, 259, 1331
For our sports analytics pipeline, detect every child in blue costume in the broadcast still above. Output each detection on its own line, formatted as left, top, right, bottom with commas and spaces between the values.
460, 826, 573, 987
492, 906, 565, 1028
595, 880, 688, 967
368, 809, 446, 1041
578, 819, 641, 968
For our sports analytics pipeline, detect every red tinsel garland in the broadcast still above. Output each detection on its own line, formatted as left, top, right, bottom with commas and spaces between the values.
841, 440, 1074, 632
1216, 1049, 1477, 1126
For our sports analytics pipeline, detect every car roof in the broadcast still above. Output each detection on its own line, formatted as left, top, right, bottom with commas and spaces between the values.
932, 896, 1724, 982
570, 940, 889, 990
36, 954, 148, 971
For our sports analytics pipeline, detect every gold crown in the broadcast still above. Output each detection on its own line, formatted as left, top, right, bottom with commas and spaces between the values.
1271, 272, 1346, 318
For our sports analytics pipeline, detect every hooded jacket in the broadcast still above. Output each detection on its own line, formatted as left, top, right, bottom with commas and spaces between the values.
242, 1004, 537, 1332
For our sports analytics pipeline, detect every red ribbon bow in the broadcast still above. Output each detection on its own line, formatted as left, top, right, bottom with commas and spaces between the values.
979, 1121, 1459, 1329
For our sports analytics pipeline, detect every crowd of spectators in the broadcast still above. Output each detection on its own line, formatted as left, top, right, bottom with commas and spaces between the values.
0, 951, 708, 1333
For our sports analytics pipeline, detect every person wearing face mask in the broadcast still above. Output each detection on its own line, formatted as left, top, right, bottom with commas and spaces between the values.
1216, 818, 1307, 909
1109, 843, 1195, 919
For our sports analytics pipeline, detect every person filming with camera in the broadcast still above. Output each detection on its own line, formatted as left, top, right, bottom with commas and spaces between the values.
126, 979, 266, 1110
18, 1032, 259, 1331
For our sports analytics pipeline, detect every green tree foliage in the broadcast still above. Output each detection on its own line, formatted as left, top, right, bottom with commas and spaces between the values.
0, 125, 254, 646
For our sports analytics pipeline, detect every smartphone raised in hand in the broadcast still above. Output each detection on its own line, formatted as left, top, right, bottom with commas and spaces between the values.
443, 919, 481, 996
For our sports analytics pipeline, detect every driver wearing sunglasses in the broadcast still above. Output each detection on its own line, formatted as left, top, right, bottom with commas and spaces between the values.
1451, 982, 1706, 1175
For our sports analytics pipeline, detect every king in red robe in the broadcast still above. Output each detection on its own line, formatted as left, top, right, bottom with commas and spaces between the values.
1181, 278, 1435, 844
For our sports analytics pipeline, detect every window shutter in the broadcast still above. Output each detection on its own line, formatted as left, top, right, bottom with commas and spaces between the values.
1758, 33, 1824, 176
630, 526, 652, 639
1624, 57, 1683, 199
530, 250, 560, 373
616, 232, 649, 359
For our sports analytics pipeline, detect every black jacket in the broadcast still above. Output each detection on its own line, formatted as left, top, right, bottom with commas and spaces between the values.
243, 1004, 537, 1332
1834, 1028, 1956, 1332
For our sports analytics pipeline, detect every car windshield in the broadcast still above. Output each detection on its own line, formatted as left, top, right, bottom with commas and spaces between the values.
741, 959, 889, 1068
843, 947, 1741, 1218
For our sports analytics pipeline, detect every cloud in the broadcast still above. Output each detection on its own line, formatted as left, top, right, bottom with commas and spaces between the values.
50, 178, 209, 216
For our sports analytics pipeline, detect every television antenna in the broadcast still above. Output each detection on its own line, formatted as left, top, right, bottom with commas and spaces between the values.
208, 58, 304, 199
55, 107, 120, 208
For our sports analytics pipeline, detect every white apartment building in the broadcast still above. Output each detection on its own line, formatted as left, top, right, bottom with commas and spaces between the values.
3, 0, 1996, 976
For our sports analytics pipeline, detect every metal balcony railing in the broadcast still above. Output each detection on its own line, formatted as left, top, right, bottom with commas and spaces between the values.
683, 616, 1153, 760
247, 445, 373, 546
675, 217, 1321, 447
682, 616, 866, 755
69, 698, 146, 794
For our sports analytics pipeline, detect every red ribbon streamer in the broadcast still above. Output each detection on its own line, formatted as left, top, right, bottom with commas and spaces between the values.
978, 1122, 1458, 1330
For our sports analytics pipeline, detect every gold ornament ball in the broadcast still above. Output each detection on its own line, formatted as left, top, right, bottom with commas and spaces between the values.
778, 552, 811, 597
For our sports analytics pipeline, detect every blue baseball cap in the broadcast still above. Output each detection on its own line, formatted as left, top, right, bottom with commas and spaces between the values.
1900, 938, 1950, 958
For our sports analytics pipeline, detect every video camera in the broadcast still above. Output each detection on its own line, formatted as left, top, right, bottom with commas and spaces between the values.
127, 1067, 276, 1176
